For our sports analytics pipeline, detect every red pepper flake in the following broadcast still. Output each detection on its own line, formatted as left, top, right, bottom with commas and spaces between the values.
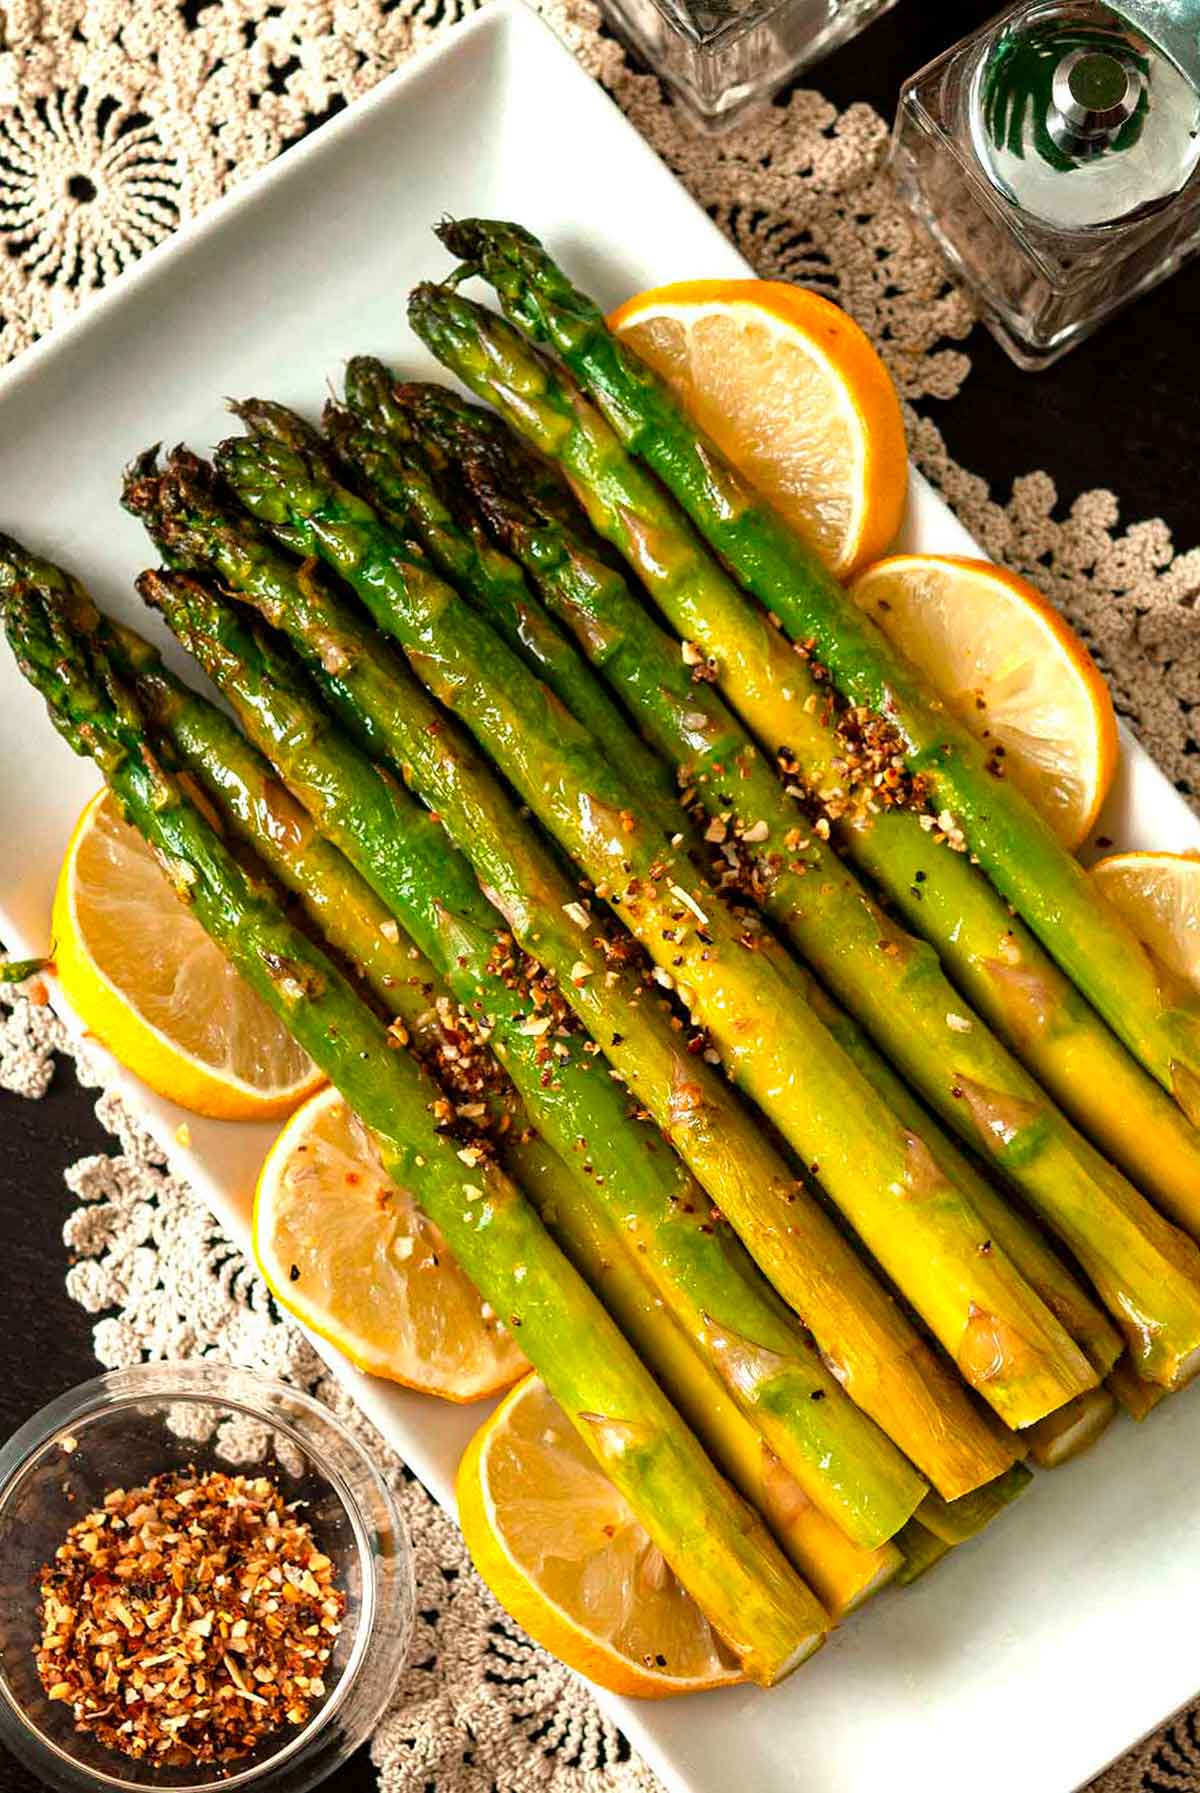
35, 1468, 345, 1767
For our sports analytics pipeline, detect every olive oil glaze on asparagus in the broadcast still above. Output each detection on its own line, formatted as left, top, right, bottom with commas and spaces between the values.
0, 543, 825, 1686
210, 413, 1101, 1431
405, 251, 1200, 1246
123, 449, 1018, 1503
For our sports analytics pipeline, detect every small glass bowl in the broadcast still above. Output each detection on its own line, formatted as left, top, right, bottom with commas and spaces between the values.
0, 1362, 414, 1793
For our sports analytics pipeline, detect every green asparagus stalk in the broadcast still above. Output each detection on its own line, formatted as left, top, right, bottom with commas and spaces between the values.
107, 617, 889, 1615
0, 546, 825, 1685
133, 560, 927, 1551
511, 1117, 900, 1617
439, 218, 1200, 1129
123, 448, 1018, 1499
405, 391, 1152, 1381
405, 281, 1200, 1246
216, 412, 1111, 1427
318, 369, 684, 845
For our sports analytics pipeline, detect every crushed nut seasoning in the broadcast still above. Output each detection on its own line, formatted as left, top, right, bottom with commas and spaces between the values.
405, 991, 528, 1161
834, 706, 927, 811
776, 702, 931, 831
759, 630, 936, 831
35, 1469, 344, 1767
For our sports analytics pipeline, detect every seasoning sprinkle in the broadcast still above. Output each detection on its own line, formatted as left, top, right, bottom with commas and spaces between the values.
35, 1468, 345, 1767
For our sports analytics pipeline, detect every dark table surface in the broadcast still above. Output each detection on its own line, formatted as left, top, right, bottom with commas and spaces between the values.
2, 2, 1198, 1787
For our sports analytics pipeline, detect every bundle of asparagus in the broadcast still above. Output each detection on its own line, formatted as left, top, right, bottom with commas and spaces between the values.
208, 414, 1111, 1435
5, 211, 1197, 1697
0, 544, 826, 1687
122, 447, 1020, 1503
214, 399, 1200, 1407
404, 267, 1200, 1244
95, 607, 903, 1619
137, 555, 927, 1552
435, 218, 1200, 1132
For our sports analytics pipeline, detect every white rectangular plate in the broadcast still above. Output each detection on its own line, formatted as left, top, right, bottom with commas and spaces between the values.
2, 7, 1198, 1791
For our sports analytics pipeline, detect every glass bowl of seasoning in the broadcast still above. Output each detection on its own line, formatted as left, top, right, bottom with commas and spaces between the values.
0, 1361, 414, 1792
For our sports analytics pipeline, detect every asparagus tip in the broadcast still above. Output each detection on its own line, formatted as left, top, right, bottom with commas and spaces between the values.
227, 398, 334, 467
433, 213, 463, 255
343, 352, 392, 385
407, 279, 445, 317
0, 527, 32, 575
434, 216, 539, 263
135, 566, 164, 611
120, 444, 166, 516
136, 564, 195, 616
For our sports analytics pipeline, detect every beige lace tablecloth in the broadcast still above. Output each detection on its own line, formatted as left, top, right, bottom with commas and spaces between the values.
3, 2, 1200, 1788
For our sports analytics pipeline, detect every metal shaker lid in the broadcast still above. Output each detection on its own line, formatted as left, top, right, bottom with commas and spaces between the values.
970, 0, 1200, 229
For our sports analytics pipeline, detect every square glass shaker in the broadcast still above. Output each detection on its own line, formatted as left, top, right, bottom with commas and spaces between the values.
889, 1, 1200, 369
599, 0, 901, 130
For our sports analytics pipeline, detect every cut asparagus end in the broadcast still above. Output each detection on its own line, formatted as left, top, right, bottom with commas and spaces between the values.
1026, 1388, 1118, 1468
915, 1462, 1033, 1546
894, 1519, 953, 1588
1107, 1357, 1169, 1421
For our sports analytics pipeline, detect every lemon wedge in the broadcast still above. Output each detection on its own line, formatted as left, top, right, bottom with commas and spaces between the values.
54, 789, 322, 1119
255, 1086, 528, 1399
457, 1373, 745, 1697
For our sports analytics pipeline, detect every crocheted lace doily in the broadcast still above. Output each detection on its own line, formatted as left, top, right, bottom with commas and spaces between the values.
3, 2, 1199, 1789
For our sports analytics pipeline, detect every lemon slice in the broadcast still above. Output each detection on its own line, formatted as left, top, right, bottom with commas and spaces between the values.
609, 278, 908, 577
54, 789, 323, 1120
255, 1086, 528, 1399
1092, 852, 1200, 992
457, 1373, 745, 1697
850, 555, 1118, 849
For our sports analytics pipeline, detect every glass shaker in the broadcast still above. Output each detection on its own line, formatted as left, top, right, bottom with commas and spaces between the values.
598, 0, 902, 131
889, 1, 1200, 367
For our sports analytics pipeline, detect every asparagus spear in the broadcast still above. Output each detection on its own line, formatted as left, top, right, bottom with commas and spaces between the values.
895, 1520, 953, 1586
440, 218, 1200, 1127
915, 1464, 1032, 1545
109, 617, 888, 1615
216, 413, 1104, 1426
805, 983, 1122, 1378
319, 370, 684, 845
512, 1117, 900, 1617
0, 548, 825, 1685
402, 393, 1146, 1380
405, 282, 1200, 1244
123, 448, 1018, 1499
1024, 1388, 1118, 1468
135, 561, 928, 1551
